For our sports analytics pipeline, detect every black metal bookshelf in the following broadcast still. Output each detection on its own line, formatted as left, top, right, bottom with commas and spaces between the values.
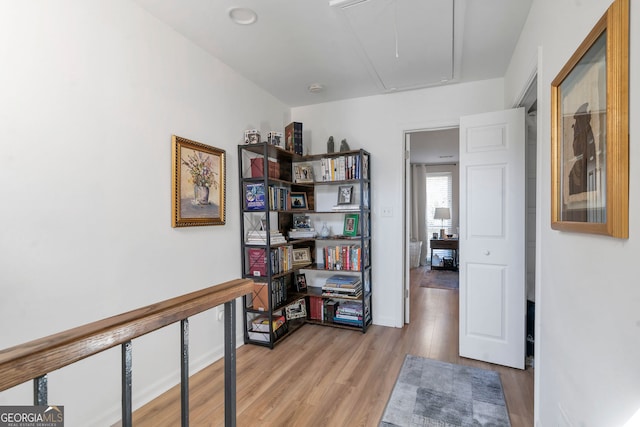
239, 142, 371, 348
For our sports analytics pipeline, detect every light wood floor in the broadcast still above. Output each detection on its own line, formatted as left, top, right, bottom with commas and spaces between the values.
129, 267, 534, 426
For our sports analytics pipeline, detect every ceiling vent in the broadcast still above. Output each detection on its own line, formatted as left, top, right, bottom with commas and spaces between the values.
329, 0, 454, 92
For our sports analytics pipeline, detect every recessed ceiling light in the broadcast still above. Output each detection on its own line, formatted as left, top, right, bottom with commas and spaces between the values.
308, 83, 324, 93
228, 7, 258, 25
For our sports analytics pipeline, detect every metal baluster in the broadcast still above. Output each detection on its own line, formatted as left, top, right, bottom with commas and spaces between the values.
121, 340, 133, 427
224, 300, 236, 427
181, 318, 189, 427
33, 375, 47, 406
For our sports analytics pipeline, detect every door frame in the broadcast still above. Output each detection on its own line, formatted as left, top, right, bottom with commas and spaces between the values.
402, 120, 459, 324
400, 50, 541, 420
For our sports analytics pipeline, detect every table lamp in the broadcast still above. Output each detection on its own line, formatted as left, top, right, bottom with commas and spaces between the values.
433, 207, 451, 239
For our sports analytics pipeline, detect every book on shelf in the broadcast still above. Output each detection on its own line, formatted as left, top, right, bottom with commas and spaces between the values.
319, 154, 366, 182
250, 158, 280, 179
331, 204, 361, 211
246, 230, 287, 245
248, 321, 289, 342
324, 274, 361, 287
320, 245, 362, 271
336, 300, 363, 314
308, 296, 324, 320
322, 275, 362, 299
333, 300, 364, 325
245, 182, 266, 210
248, 248, 267, 276
322, 289, 362, 299
288, 228, 316, 239
332, 316, 363, 327
322, 284, 361, 294
268, 186, 291, 210
334, 313, 363, 322
285, 122, 303, 155
324, 300, 338, 322
247, 246, 294, 276
251, 277, 289, 310
251, 314, 286, 332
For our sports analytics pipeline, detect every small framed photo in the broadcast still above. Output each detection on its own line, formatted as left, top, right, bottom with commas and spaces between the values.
293, 214, 311, 229
285, 298, 307, 320
290, 192, 308, 210
343, 213, 359, 237
292, 247, 312, 267
295, 273, 308, 292
337, 185, 354, 205
294, 163, 314, 183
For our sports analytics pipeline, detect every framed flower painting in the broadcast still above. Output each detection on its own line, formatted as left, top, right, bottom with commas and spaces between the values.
172, 135, 226, 227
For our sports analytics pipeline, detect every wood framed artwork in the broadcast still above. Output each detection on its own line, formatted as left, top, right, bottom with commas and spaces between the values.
172, 135, 226, 227
343, 213, 359, 237
290, 192, 308, 210
550, 0, 628, 238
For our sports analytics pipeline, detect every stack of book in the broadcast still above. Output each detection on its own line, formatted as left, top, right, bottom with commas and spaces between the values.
246, 230, 287, 245
322, 274, 362, 299
333, 301, 363, 326
251, 314, 285, 332
288, 228, 316, 239
248, 313, 288, 342
331, 204, 360, 211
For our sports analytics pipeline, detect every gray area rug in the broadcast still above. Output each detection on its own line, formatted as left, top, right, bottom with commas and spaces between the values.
419, 269, 459, 291
380, 355, 511, 427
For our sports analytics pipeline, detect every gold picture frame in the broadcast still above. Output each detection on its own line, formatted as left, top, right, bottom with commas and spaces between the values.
172, 135, 226, 227
550, 0, 628, 238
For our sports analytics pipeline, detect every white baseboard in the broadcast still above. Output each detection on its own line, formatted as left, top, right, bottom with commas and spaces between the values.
89, 333, 244, 427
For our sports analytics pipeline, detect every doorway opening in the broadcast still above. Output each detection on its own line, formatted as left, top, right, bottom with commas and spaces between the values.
402, 77, 538, 369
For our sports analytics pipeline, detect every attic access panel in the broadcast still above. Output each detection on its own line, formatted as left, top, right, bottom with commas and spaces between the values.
340, 0, 454, 91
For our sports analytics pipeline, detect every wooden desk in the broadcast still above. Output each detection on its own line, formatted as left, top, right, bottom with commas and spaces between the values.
430, 239, 458, 270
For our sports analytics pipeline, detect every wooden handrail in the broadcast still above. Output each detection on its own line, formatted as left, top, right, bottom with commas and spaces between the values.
0, 278, 254, 392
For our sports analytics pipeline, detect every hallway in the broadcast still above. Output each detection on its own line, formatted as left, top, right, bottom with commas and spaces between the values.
126, 269, 534, 426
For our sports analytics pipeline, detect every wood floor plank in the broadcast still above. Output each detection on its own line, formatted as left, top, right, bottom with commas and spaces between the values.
126, 267, 534, 426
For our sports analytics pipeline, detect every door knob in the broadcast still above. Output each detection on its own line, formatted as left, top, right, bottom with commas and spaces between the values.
484, 250, 490, 256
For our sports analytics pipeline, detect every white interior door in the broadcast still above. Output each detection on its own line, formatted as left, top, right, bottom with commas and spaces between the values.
459, 108, 526, 369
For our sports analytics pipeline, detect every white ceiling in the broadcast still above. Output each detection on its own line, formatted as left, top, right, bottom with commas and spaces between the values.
132, 0, 532, 107
410, 128, 459, 165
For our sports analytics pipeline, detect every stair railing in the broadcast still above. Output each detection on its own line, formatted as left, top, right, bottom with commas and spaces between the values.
0, 278, 254, 427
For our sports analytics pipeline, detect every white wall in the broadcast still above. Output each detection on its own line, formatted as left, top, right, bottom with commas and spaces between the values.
505, 0, 640, 425
0, 1, 289, 425
292, 79, 505, 327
